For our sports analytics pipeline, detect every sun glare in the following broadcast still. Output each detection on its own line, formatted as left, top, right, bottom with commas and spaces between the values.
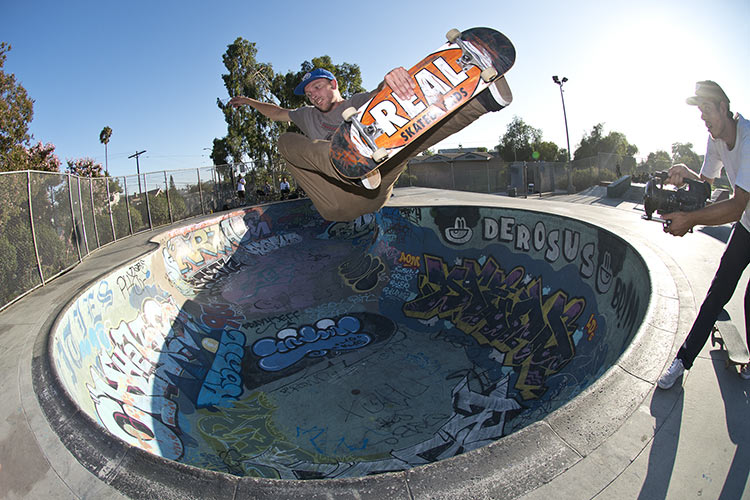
577, 8, 715, 156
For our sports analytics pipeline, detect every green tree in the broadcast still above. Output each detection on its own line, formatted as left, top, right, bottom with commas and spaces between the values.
0, 42, 35, 172
496, 116, 542, 162
215, 40, 364, 188
99, 126, 112, 176
148, 191, 171, 227
210, 137, 231, 166
217, 37, 281, 168
671, 142, 702, 171
535, 140, 567, 162
638, 150, 672, 174
574, 123, 639, 161
168, 175, 188, 220
112, 195, 141, 238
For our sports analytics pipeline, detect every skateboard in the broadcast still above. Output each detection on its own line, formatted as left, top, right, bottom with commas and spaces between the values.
711, 308, 749, 371
329, 27, 515, 183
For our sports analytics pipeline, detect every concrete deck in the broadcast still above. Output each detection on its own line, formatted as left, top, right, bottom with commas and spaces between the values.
1, 187, 748, 499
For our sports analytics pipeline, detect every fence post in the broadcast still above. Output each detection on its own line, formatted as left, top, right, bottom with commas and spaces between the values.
76, 175, 89, 255
213, 168, 219, 212
124, 176, 134, 236
197, 168, 205, 215
143, 174, 153, 229
66, 173, 82, 261
27, 171, 45, 285
89, 177, 100, 249
106, 178, 116, 241
164, 171, 173, 224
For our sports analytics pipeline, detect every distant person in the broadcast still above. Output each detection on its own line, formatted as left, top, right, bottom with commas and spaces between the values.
280, 176, 291, 199
236, 176, 246, 204
657, 80, 750, 389
229, 66, 512, 221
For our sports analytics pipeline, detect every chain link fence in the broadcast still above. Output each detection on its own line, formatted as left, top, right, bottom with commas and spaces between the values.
0, 166, 235, 311
0, 153, 629, 311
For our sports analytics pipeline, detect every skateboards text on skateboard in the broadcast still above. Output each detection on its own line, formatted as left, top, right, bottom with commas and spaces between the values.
711, 308, 749, 372
329, 27, 516, 184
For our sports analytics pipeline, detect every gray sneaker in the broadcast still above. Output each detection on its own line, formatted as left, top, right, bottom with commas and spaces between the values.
657, 358, 685, 389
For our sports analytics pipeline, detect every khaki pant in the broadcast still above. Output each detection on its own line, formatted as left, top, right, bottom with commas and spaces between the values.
279, 98, 489, 221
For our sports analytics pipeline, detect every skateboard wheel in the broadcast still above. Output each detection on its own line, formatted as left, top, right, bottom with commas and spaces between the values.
372, 148, 388, 163
481, 67, 498, 82
446, 29, 461, 43
342, 107, 358, 122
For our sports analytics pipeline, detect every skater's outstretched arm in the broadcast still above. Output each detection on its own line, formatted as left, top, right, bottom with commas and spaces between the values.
228, 96, 291, 122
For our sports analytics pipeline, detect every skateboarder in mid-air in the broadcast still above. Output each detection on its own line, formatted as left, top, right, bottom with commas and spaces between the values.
657, 80, 750, 389
228, 66, 512, 222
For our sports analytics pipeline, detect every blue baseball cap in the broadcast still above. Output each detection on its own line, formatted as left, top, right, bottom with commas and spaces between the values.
294, 68, 336, 96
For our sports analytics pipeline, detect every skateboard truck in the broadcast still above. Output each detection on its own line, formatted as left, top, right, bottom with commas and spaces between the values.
341, 107, 389, 163
446, 29, 498, 83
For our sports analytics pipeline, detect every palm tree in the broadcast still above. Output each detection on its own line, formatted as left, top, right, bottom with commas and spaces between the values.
99, 126, 112, 176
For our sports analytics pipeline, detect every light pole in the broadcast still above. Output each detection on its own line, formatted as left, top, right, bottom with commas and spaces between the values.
552, 76, 573, 193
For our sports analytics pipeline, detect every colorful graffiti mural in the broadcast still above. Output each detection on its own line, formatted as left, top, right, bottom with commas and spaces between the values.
50, 199, 650, 480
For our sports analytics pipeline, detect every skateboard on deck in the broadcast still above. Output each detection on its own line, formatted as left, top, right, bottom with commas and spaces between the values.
329, 27, 515, 184
711, 308, 749, 371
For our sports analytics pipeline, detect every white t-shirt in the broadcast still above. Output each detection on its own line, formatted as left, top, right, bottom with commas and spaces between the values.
700, 113, 750, 231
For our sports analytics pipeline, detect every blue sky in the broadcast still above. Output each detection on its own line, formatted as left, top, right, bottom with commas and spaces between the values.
2, 0, 749, 178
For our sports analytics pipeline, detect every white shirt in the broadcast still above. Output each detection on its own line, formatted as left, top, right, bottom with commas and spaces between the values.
700, 113, 750, 231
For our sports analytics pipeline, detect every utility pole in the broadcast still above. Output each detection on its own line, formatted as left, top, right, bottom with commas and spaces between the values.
128, 150, 147, 195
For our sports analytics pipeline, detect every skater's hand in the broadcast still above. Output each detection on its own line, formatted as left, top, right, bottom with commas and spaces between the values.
225, 96, 290, 122
385, 67, 415, 101
227, 96, 250, 108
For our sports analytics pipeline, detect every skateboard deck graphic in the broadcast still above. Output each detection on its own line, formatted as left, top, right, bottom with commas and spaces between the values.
711, 309, 749, 370
330, 27, 515, 180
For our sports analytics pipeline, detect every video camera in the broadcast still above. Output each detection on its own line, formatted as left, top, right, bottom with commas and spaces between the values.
643, 171, 711, 222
